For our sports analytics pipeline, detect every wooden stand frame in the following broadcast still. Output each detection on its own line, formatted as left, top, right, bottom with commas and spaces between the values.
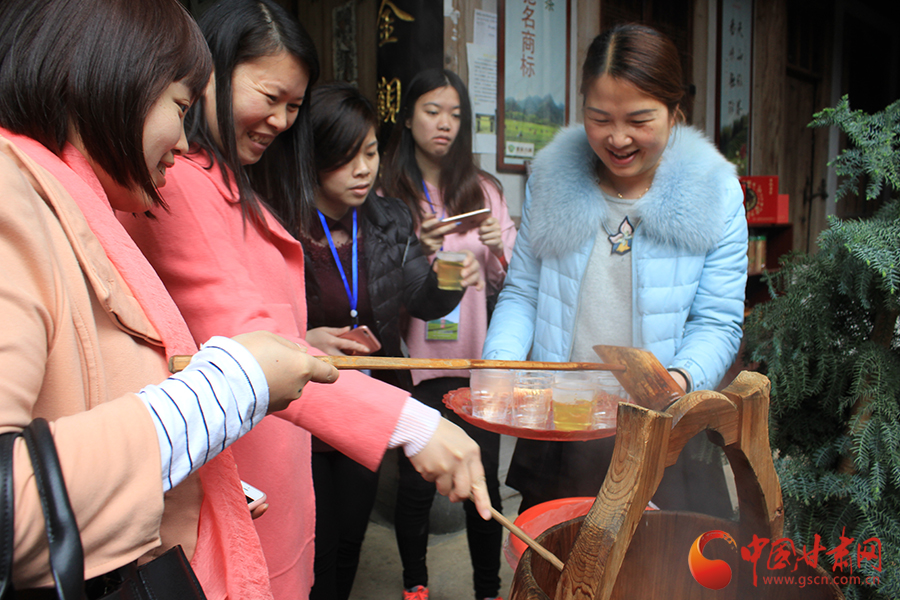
509, 370, 844, 600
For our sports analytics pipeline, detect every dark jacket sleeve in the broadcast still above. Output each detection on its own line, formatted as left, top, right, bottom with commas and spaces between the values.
400, 228, 464, 322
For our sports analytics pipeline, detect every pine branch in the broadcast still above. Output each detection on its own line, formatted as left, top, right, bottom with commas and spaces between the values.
746, 97, 900, 600
810, 96, 900, 202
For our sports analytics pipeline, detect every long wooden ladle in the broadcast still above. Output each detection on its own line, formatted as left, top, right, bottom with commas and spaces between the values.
489, 507, 564, 571
169, 354, 624, 374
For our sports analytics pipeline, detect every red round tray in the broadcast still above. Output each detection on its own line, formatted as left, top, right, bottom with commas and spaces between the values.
442, 388, 617, 441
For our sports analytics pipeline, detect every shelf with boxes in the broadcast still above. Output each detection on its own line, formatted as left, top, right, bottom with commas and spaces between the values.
740, 175, 792, 313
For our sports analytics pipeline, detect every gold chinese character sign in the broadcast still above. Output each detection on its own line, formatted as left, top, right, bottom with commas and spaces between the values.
378, 0, 414, 48
378, 77, 402, 124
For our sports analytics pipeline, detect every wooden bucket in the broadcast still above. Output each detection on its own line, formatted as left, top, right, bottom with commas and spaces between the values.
509, 371, 844, 600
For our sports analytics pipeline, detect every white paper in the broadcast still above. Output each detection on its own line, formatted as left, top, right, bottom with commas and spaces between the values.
467, 43, 497, 155
473, 9, 497, 48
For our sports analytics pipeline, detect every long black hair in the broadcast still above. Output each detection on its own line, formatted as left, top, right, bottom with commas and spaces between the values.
186, 0, 320, 233
380, 68, 501, 228
0, 0, 212, 206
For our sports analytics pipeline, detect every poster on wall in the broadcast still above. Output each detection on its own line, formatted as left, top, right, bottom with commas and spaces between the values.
497, 0, 570, 173
468, 9, 498, 155
717, 0, 753, 176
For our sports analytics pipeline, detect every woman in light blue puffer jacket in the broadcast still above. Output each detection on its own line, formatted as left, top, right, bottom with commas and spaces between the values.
483, 24, 748, 513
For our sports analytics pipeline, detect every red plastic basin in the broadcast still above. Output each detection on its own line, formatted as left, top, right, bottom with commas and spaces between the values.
503, 497, 595, 570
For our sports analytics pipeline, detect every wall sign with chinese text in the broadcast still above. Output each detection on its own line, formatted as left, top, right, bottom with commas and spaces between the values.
717, 0, 753, 176
375, 0, 442, 143
497, 0, 570, 173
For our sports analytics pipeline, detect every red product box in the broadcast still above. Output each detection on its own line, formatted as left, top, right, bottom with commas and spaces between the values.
740, 176, 789, 224
776, 194, 790, 223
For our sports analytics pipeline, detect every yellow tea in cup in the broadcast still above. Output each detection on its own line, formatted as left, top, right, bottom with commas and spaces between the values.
435, 252, 466, 290
551, 372, 596, 431
552, 398, 593, 431
435, 251, 466, 290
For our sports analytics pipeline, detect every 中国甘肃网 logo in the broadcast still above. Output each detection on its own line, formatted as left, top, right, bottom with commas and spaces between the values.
688, 528, 882, 590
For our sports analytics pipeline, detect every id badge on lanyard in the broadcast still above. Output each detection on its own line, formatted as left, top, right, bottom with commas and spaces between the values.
425, 303, 460, 341
422, 182, 461, 340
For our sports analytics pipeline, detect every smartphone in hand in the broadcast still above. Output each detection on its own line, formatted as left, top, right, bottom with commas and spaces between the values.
337, 325, 382, 356
439, 207, 491, 234
242, 480, 267, 512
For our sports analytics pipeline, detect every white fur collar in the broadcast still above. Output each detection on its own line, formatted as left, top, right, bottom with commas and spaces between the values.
527, 125, 737, 258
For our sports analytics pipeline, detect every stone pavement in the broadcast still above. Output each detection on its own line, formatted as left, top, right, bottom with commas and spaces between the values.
349, 435, 521, 600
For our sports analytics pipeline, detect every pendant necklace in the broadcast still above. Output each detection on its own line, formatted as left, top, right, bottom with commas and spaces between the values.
613, 186, 650, 199
595, 159, 653, 199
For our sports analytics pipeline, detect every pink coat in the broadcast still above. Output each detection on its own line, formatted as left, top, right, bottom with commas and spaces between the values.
405, 178, 517, 384
120, 154, 409, 599
0, 131, 271, 599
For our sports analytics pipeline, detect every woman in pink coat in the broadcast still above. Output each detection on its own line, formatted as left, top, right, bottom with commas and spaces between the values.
0, 1, 337, 598
119, 1, 491, 598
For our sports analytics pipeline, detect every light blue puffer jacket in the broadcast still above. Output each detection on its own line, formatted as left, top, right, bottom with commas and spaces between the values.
482, 125, 748, 391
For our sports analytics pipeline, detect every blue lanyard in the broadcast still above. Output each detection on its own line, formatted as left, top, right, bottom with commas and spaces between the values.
317, 208, 359, 325
422, 180, 444, 220
422, 181, 444, 252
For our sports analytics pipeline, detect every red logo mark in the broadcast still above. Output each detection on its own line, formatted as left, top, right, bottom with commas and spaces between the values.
688, 530, 737, 590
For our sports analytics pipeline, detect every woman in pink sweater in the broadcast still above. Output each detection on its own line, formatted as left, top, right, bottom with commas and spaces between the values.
380, 68, 517, 600
119, 1, 490, 598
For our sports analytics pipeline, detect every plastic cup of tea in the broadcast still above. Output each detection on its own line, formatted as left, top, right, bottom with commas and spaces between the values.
551, 372, 597, 431
512, 370, 553, 429
435, 251, 467, 290
592, 372, 629, 428
469, 369, 513, 424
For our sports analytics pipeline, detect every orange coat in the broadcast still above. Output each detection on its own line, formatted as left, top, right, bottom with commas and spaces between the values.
0, 132, 238, 592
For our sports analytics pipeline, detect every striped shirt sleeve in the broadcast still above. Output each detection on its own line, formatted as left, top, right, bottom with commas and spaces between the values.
137, 336, 270, 492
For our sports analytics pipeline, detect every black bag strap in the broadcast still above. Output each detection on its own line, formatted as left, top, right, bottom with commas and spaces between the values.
1, 431, 19, 599
2, 420, 205, 600
21, 419, 84, 600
